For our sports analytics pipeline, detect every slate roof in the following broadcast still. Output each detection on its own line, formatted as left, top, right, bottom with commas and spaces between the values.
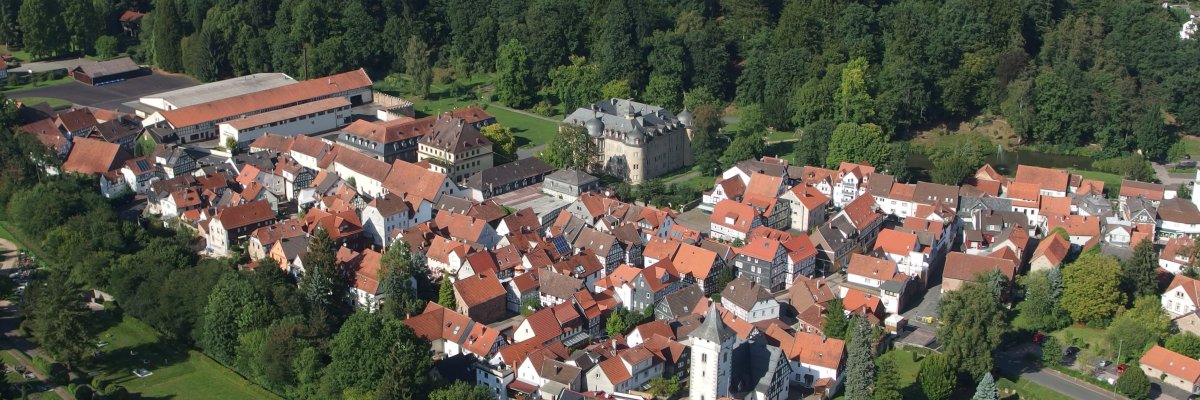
74, 57, 139, 78
689, 303, 734, 343
546, 169, 599, 186
419, 116, 492, 153
720, 277, 774, 311
464, 157, 555, 191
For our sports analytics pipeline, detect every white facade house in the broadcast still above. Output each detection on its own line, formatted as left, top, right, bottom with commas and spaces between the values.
720, 278, 780, 324
1164, 275, 1200, 318
361, 193, 432, 246
218, 97, 352, 145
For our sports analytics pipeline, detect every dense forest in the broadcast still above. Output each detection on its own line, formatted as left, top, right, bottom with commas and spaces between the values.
3, 0, 1198, 163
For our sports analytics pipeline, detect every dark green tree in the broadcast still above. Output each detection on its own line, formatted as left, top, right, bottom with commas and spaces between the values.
150, 0, 183, 71
972, 372, 999, 400
94, 35, 119, 59
918, 352, 954, 400
17, 0, 67, 59
926, 134, 991, 185
300, 228, 347, 316
62, 0, 98, 53
429, 381, 493, 400
937, 282, 1007, 380
836, 57, 874, 124
844, 315, 875, 400
20, 270, 94, 370
873, 356, 903, 400
379, 242, 424, 319
1017, 268, 1071, 331
495, 39, 534, 108
542, 125, 598, 172
1166, 333, 1200, 359
1041, 335, 1063, 367
1114, 364, 1150, 400
1121, 239, 1159, 298
822, 298, 849, 340
548, 55, 602, 114
795, 120, 834, 168
1107, 296, 1171, 362
375, 323, 435, 400
404, 36, 432, 96
690, 104, 724, 175
719, 134, 764, 169
438, 278, 456, 310
826, 122, 890, 169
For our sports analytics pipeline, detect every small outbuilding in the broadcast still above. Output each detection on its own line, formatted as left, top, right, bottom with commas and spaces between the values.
71, 58, 143, 86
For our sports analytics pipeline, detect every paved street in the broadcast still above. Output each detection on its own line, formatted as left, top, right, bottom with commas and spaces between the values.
1153, 162, 1194, 187
996, 346, 1124, 400
6, 57, 91, 73
8, 71, 196, 111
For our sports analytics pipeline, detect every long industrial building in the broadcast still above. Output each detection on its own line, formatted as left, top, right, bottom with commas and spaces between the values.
125, 73, 298, 117
218, 97, 352, 145
140, 69, 373, 144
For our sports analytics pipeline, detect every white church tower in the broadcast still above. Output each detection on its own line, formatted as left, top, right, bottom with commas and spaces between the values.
1192, 170, 1200, 210
689, 305, 735, 400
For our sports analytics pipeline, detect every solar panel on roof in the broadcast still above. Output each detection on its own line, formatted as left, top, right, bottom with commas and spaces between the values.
551, 236, 571, 256
135, 159, 150, 171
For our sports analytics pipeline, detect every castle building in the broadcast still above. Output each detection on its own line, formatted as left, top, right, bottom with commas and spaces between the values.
564, 99, 693, 184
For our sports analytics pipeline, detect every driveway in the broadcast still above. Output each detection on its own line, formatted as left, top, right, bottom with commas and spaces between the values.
1153, 162, 1193, 188
8, 71, 197, 111
996, 346, 1125, 400
901, 283, 943, 329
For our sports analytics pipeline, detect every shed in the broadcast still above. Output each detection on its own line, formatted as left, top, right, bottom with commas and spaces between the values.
71, 58, 143, 86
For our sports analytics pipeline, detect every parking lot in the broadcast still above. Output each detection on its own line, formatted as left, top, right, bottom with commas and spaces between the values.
7, 71, 196, 111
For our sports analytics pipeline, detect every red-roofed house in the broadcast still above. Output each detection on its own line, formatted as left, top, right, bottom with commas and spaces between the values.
733, 234, 789, 291
942, 252, 1016, 294
1014, 165, 1073, 197
404, 302, 504, 359
1164, 274, 1200, 318
780, 184, 831, 232
350, 249, 385, 309
872, 229, 930, 285
453, 273, 508, 324
1161, 236, 1195, 275
207, 200, 276, 257
1030, 234, 1070, 272
672, 242, 724, 294
1140, 345, 1200, 394
832, 162, 876, 207
710, 199, 761, 242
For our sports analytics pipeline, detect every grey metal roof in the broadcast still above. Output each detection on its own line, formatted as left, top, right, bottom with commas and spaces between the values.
689, 300, 733, 343
139, 73, 297, 110
463, 157, 555, 191
546, 168, 599, 186
563, 98, 683, 140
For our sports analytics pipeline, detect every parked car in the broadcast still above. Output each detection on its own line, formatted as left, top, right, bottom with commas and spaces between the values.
1098, 359, 1112, 368
1032, 332, 1045, 344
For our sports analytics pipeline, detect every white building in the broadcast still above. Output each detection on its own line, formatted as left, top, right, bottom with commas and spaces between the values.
1164, 274, 1200, 318
361, 193, 432, 246
218, 97, 352, 145
688, 306, 734, 400
719, 278, 780, 323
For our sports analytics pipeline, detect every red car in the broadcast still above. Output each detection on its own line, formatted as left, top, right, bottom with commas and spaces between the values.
1032, 332, 1045, 344
1117, 364, 1128, 374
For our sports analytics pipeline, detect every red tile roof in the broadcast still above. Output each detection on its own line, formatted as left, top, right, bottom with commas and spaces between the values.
787, 184, 831, 210
1167, 274, 1200, 310
672, 243, 719, 280
453, 273, 506, 307
158, 69, 371, 128
1120, 179, 1165, 201
1141, 345, 1200, 384
944, 252, 1016, 282
383, 159, 449, 202
841, 194, 882, 231
1032, 234, 1070, 267
62, 137, 130, 175
744, 173, 784, 199
712, 199, 758, 234
354, 248, 383, 294
846, 254, 901, 281
1014, 165, 1070, 194
873, 229, 918, 256
737, 234, 782, 261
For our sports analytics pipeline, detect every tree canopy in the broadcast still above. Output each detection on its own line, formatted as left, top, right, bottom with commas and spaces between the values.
938, 282, 1008, 380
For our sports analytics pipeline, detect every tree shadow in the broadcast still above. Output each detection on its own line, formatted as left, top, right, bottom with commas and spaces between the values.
83, 341, 190, 385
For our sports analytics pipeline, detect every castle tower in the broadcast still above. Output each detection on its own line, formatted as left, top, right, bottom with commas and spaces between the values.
689, 304, 735, 400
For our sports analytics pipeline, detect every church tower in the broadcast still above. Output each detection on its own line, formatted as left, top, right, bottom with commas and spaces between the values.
1192, 169, 1200, 210
689, 304, 735, 400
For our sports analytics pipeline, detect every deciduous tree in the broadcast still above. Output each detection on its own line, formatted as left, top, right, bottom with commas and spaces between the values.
20, 270, 94, 370
1115, 364, 1150, 400
481, 124, 518, 163
937, 282, 1007, 380
429, 382, 493, 400
1107, 296, 1171, 361
1166, 333, 1200, 359
826, 122, 890, 169
1061, 253, 1125, 324
548, 56, 602, 114
149, 0, 183, 71
17, 0, 67, 59
495, 39, 533, 108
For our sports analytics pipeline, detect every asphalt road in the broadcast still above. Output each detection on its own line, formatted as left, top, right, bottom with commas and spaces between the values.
996, 348, 1125, 400
8, 71, 196, 111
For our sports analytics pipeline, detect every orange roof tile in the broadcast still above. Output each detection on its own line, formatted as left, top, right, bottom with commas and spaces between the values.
1014, 165, 1070, 194
846, 254, 901, 281
945, 252, 1016, 281
1140, 345, 1200, 384
158, 69, 371, 128
453, 273, 506, 307
62, 137, 130, 175
711, 199, 758, 233
873, 229, 918, 256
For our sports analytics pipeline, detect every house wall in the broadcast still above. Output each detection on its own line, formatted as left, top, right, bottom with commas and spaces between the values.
218, 103, 351, 145
1163, 286, 1198, 317
1140, 364, 1199, 395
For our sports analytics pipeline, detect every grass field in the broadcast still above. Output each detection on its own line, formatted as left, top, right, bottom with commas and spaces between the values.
0, 46, 35, 63
765, 130, 798, 142
374, 73, 561, 148
1070, 169, 1124, 196
831, 348, 1067, 400
0, 222, 44, 258
9, 96, 72, 109
89, 315, 281, 400
1182, 136, 1200, 158
3, 76, 73, 93
1051, 325, 1112, 363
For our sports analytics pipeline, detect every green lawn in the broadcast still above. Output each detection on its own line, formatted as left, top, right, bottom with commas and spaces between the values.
997, 377, 1072, 400
1182, 136, 1200, 158
0, 45, 35, 63
765, 130, 797, 142
88, 315, 281, 400
3, 76, 73, 93
1051, 325, 1112, 363
9, 96, 72, 109
0, 222, 44, 257
1069, 169, 1124, 197
487, 106, 560, 148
